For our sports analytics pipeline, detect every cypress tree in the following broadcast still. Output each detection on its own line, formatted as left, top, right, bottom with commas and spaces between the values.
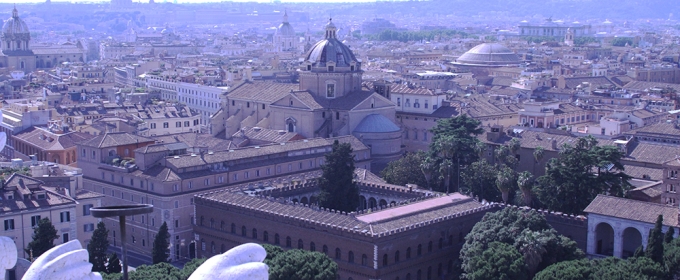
106, 252, 122, 274
87, 222, 109, 272
152, 222, 171, 264
646, 215, 664, 263
25, 218, 58, 261
665, 227, 675, 244
317, 140, 359, 212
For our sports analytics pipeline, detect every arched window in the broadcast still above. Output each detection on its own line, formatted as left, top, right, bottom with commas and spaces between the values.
437, 263, 443, 277
241, 226, 246, 236
323, 245, 329, 255
298, 239, 303, 249
310, 242, 316, 252
417, 269, 422, 280
220, 221, 225, 231
395, 251, 400, 263
263, 231, 269, 242
231, 223, 235, 234
252, 229, 257, 239
335, 248, 341, 260
417, 244, 422, 256
382, 254, 388, 266
210, 218, 215, 228
427, 266, 432, 280
406, 247, 411, 259
406, 274, 411, 280
348, 251, 354, 263
211, 242, 216, 254
362, 254, 367, 266
286, 236, 292, 248
275, 234, 280, 245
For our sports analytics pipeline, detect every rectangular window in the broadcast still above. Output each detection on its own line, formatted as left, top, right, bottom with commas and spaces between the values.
266, 168, 271, 175
173, 184, 179, 192
175, 220, 179, 228
62, 233, 69, 243
130, 179, 134, 186
174, 201, 179, 209
163, 122, 169, 128
288, 164, 292, 171
184, 121, 190, 127
204, 178, 210, 186
233, 174, 238, 181
83, 204, 93, 216
256, 170, 260, 177
244, 172, 249, 179
150, 183, 154, 191
83, 223, 94, 232
218, 176, 224, 183
4, 219, 14, 231
188, 182, 193, 189
60, 211, 71, 223
31, 215, 41, 227
176, 121, 181, 127
277, 166, 281, 173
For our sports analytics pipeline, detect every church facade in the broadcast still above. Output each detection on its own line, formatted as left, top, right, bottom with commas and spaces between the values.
0, 7, 85, 73
212, 19, 403, 169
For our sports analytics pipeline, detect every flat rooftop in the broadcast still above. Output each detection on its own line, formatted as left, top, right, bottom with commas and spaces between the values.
357, 193, 470, 223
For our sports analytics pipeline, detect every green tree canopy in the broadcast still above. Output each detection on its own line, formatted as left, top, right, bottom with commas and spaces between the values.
535, 135, 631, 214
88, 222, 110, 272
460, 208, 583, 279
152, 222, 171, 264
429, 115, 484, 192
263, 245, 338, 280
25, 217, 58, 260
318, 140, 359, 212
380, 151, 428, 188
461, 159, 501, 202
464, 241, 528, 280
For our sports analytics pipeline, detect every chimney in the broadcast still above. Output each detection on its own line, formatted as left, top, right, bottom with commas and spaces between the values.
551, 139, 558, 150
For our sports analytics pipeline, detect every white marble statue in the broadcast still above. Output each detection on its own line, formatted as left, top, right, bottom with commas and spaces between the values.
1, 238, 268, 280
187, 243, 268, 280
0, 237, 18, 280
22, 240, 102, 280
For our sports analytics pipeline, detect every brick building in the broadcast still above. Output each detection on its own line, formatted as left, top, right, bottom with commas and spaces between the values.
194, 179, 494, 280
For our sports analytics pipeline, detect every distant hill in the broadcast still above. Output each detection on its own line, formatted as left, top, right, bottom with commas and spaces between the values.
369, 0, 678, 20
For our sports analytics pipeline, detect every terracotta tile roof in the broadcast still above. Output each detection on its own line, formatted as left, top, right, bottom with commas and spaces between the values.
78, 132, 155, 148
227, 81, 299, 103
585, 195, 679, 227
623, 81, 680, 92
623, 165, 663, 181
628, 122, 680, 137
14, 127, 95, 151
564, 76, 618, 89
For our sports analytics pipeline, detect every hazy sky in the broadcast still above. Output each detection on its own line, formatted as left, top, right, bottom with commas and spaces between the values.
0, 0, 380, 3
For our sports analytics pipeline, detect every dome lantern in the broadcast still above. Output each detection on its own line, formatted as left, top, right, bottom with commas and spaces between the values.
325, 18, 337, 39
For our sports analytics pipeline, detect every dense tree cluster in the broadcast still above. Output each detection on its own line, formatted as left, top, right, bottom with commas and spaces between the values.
380, 151, 429, 188
364, 29, 471, 42
534, 135, 631, 214
102, 258, 205, 280
263, 244, 338, 280
460, 208, 584, 280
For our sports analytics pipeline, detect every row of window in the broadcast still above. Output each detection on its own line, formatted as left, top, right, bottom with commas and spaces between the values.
200, 220, 465, 269
150, 120, 199, 129
395, 98, 437, 110
229, 100, 266, 110
403, 129, 428, 141
3, 212, 91, 232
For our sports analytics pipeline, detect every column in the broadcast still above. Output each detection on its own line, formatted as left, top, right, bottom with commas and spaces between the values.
586, 223, 596, 255
613, 229, 623, 258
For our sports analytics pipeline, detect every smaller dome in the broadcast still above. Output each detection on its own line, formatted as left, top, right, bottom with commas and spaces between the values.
354, 114, 400, 133
455, 43, 521, 66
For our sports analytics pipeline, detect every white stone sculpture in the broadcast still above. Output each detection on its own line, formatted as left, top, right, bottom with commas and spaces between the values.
1, 239, 268, 280
22, 240, 101, 280
188, 243, 268, 280
0, 237, 18, 280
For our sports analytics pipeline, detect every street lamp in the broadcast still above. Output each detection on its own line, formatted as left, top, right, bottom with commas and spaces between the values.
91, 204, 154, 280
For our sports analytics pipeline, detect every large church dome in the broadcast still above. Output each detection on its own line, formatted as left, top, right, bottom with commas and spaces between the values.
304, 19, 359, 68
455, 43, 520, 66
2, 7, 30, 40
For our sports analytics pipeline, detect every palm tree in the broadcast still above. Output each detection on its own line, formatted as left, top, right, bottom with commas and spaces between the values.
517, 171, 534, 207
508, 138, 521, 155
420, 156, 436, 190
496, 166, 514, 203
516, 230, 547, 278
494, 145, 509, 166
533, 146, 545, 175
